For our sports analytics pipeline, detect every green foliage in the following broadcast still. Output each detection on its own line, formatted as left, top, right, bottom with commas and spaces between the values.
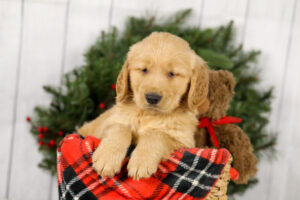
198, 49, 234, 69
28, 9, 276, 196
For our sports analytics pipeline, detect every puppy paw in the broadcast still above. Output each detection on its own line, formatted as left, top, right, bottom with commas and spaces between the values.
127, 155, 158, 180
92, 147, 125, 177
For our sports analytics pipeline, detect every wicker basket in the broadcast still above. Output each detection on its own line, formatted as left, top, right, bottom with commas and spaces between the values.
205, 156, 232, 200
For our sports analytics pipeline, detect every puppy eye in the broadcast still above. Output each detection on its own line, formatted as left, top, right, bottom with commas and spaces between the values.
168, 72, 175, 78
142, 68, 148, 74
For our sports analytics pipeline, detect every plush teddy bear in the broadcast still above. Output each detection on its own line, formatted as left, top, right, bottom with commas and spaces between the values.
194, 70, 258, 184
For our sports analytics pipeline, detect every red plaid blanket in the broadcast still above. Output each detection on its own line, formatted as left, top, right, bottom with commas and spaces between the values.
57, 134, 230, 200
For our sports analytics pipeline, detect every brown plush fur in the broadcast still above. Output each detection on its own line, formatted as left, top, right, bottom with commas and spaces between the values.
195, 70, 258, 184
78, 32, 210, 180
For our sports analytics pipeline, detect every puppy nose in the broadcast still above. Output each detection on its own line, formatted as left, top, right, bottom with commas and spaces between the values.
145, 93, 162, 105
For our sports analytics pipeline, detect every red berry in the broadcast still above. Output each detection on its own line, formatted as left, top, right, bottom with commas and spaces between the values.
26, 116, 31, 122
99, 103, 105, 109
39, 141, 44, 146
38, 127, 43, 132
38, 133, 44, 139
47, 139, 56, 148
49, 139, 56, 145
111, 84, 116, 90
58, 131, 64, 137
43, 127, 49, 132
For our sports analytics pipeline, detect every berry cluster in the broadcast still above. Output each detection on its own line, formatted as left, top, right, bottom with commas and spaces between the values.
26, 117, 64, 148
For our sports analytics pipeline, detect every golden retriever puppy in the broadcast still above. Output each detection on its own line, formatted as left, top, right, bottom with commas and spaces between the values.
78, 32, 210, 180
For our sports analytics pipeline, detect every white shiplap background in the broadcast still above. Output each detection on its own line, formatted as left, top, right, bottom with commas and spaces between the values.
0, 0, 299, 199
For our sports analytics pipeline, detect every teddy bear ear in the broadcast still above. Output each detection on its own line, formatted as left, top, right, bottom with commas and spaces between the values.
205, 70, 236, 119
217, 70, 236, 94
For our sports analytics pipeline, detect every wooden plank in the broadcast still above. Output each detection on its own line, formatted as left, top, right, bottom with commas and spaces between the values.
200, 0, 248, 43
268, 0, 300, 199
50, 177, 58, 200
62, 0, 112, 73
0, 0, 22, 198
21, 0, 67, 4
7, 1, 68, 199
243, 0, 295, 130
241, 0, 296, 199
50, 0, 112, 198
111, 0, 204, 30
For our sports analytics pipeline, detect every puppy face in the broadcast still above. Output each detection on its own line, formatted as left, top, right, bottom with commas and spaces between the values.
116, 32, 210, 114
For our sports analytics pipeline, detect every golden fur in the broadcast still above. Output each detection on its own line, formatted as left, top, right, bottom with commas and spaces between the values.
78, 32, 210, 180
195, 70, 258, 184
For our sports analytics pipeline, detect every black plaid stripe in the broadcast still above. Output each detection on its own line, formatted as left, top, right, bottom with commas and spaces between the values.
59, 166, 97, 200
60, 166, 128, 200
162, 151, 224, 198
60, 155, 144, 200
151, 157, 182, 198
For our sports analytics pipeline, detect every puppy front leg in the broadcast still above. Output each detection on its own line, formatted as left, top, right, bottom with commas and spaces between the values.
127, 133, 174, 180
92, 124, 132, 177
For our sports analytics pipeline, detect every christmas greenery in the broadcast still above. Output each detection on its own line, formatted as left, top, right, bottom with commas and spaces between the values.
27, 9, 276, 197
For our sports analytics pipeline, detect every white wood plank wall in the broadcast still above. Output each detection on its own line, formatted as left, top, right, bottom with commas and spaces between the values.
0, 0, 299, 199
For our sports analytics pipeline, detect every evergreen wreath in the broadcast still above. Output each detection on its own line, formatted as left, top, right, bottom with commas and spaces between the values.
27, 9, 276, 196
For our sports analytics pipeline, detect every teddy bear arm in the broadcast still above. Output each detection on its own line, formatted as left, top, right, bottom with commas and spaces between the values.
215, 124, 258, 184
194, 128, 209, 147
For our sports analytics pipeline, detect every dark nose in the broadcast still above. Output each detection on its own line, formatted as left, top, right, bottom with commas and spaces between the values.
145, 93, 162, 105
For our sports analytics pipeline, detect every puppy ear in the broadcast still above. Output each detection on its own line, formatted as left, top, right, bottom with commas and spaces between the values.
116, 60, 130, 103
188, 55, 210, 114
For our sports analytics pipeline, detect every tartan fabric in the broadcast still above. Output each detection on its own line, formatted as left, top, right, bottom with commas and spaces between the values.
57, 134, 231, 200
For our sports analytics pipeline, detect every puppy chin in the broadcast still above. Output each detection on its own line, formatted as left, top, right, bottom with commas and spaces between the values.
159, 101, 179, 113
